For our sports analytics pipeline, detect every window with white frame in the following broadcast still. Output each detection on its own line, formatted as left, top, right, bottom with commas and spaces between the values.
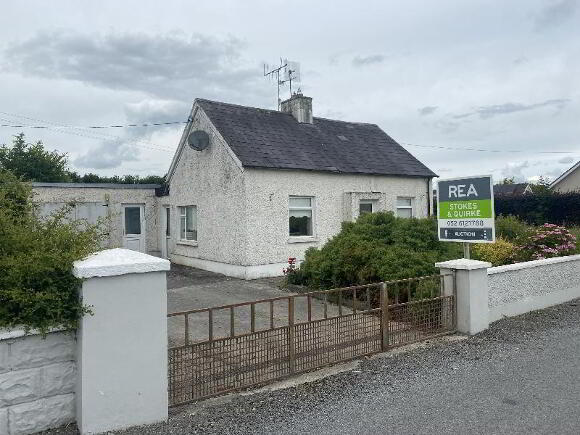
396, 197, 413, 218
179, 206, 197, 241
289, 196, 313, 236
359, 199, 376, 216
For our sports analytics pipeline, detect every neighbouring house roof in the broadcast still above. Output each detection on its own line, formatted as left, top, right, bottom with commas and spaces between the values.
550, 161, 580, 189
32, 182, 161, 189
195, 99, 436, 178
493, 183, 533, 196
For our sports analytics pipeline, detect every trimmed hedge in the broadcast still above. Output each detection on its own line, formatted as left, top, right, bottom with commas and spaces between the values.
0, 170, 105, 332
494, 192, 580, 226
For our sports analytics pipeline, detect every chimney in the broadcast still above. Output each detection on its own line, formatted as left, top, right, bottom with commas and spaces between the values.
280, 93, 313, 123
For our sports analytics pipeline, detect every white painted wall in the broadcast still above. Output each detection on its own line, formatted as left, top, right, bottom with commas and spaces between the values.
488, 255, 580, 322
74, 249, 170, 434
0, 330, 76, 435
32, 186, 160, 256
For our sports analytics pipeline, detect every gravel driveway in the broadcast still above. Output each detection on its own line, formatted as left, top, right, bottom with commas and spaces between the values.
46, 299, 580, 435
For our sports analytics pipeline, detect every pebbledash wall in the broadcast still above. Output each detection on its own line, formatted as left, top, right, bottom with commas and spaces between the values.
487, 254, 580, 322
0, 330, 76, 435
32, 184, 161, 256
243, 169, 431, 277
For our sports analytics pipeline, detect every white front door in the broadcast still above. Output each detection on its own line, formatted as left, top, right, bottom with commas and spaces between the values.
122, 204, 145, 252
161, 206, 170, 259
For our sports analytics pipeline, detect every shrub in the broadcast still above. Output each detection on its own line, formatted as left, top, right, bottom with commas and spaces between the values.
495, 215, 531, 242
0, 170, 105, 332
515, 223, 577, 261
494, 191, 580, 226
472, 238, 516, 266
292, 212, 462, 290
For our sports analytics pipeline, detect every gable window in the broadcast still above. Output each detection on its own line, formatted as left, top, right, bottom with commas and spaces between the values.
359, 199, 375, 216
289, 197, 313, 237
179, 206, 197, 241
396, 197, 413, 218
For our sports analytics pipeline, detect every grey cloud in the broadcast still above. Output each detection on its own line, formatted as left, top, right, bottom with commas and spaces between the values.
501, 161, 529, 182
558, 156, 575, 164
123, 99, 189, 141
74, 140, 140, 169
352, 54, 386, 67
3, 30, 269, 104
454, 99, 570, 120
418, 106, 438, 116
534, 0, 579, 32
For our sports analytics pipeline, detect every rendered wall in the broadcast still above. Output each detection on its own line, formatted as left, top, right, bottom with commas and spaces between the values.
32, 186, 160, 256
552, 165, 580, 193
167, 106, 248, 267
243, 168, 430, 267
488, 255, 580, 322
0, 330, 76, 435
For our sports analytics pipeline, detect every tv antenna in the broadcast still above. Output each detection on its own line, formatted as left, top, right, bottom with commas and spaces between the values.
263, 58, 301, 110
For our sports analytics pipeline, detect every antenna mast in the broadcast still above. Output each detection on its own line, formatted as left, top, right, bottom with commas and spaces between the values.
263, 59, 287, 110
263, 58, 301, 110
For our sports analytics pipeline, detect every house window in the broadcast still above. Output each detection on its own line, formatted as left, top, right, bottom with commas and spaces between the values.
179, 206, 197, 241
396, 197, 413, 218
289, 197, 313, 237
359, 200, 375, 216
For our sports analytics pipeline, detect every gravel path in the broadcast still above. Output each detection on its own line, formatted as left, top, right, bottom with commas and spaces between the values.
45, 299, 580, 435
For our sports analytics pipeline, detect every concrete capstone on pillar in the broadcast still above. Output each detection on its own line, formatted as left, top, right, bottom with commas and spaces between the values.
435, 258, 491, 335
73, 248, 170, 435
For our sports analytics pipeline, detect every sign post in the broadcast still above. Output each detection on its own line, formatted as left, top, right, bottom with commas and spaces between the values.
437, 175, 495, 257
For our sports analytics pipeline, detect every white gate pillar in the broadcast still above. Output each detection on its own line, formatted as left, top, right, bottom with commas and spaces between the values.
435, 259, 491, 335
73, 248, 170, 434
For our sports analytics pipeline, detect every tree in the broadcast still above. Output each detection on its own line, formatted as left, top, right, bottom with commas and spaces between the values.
0, 133, 72, 182
0, 133, 166, 184
499, 177, 515, 185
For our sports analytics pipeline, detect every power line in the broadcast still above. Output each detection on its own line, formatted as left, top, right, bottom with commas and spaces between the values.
0, 111, 188, 129
0, 117, 175, 153
1, 110, 577, 155
401, 142, 576, 155
0, 113, 176, 152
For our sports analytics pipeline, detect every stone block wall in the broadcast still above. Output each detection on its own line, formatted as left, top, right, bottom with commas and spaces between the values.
0, 330, 76, 435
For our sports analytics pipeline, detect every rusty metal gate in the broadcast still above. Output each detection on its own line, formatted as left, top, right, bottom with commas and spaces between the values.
167, 273, 455, 407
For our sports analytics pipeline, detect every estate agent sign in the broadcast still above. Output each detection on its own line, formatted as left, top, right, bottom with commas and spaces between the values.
437, 175, 495, 243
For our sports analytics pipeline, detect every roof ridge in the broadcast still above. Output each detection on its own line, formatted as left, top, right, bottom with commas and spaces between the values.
195, 98, 282, 115
196, 98, 377, 126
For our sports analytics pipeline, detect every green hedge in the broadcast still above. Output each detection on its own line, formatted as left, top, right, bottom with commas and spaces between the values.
494, 192, 580, 226
0, 170, 105, 332
289, 212, 462, 289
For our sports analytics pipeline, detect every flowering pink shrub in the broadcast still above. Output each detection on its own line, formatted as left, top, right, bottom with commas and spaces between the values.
516, 223, 577, 261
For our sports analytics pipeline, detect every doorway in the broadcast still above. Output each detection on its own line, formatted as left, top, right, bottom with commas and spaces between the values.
122, 204, 146, 252
161, 206, 171, 258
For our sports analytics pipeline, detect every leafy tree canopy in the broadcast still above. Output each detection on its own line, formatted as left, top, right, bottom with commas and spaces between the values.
1, 133, 165, 184
0, 133, 72, 182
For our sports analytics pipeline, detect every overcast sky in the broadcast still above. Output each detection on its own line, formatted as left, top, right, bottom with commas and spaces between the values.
1, 0, 579, 182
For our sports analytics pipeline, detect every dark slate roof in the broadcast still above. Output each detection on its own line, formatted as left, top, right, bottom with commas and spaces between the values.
493, 183, 532, 196
197, 99, 436, 178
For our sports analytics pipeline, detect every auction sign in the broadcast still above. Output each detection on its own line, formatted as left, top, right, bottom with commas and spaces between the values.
437, 175, 495, 243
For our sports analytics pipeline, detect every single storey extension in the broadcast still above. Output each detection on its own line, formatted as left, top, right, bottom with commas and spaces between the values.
32, 94, 437, 279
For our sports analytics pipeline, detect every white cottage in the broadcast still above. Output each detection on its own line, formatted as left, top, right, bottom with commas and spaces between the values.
33, 94, 437, 279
